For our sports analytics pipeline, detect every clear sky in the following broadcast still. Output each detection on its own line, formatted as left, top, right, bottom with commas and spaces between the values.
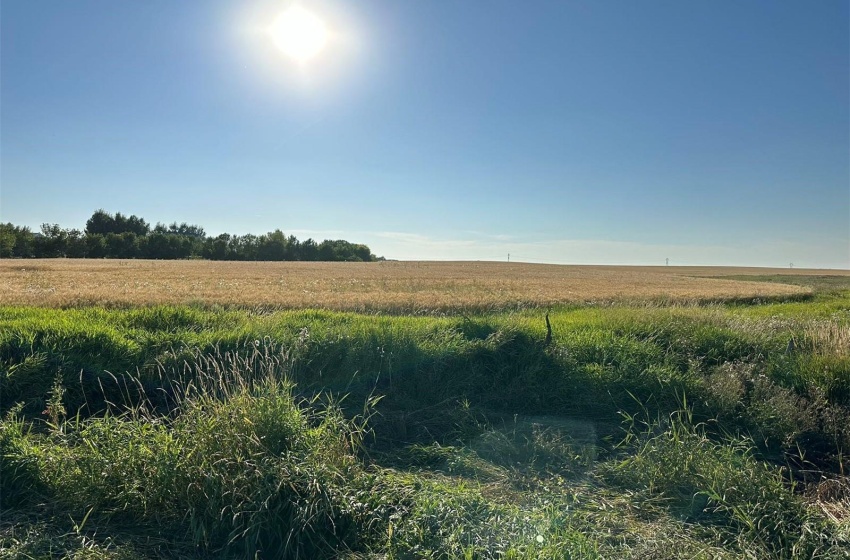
2, 1, 848, 268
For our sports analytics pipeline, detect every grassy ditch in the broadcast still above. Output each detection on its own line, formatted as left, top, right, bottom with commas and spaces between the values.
1, 295, 849, 558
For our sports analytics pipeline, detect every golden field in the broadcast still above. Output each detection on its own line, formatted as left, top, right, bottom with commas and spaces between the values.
2, 258, 843, 311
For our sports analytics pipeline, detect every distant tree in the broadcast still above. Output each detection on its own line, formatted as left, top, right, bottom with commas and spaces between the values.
258, 230, 288, 261
104, 232, 140, 259
146, 232, 174, 259
2, 212, 380, 262
316, 239, 370, 261
352, 243, 372, 262
177, 222, 205, 239
65, 229, 87, 258
113, 212, 130, 234
155, 221, 205, 239
86, 210, 149, 236
0, 223, 34, 257
125, 214, 150, 236
174, 235, 196, 259
301, 238, 318, 261
35, 224, 69, 257
0, 224, 17, 257
145, 232, 197, 259
14, 227, 34, 257
203, 234, 232, 260
120, 232, 142, 258
85, 234, 107, 258
285, 235, 301, 260
317, 240, 337, 261
85, 209, 113, 236
233, 234, 260, 260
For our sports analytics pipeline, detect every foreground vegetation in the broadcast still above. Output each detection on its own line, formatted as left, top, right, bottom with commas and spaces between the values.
1, 275, 849, 558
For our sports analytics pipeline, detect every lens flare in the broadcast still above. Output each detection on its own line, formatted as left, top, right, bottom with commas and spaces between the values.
269, 5, 329, 63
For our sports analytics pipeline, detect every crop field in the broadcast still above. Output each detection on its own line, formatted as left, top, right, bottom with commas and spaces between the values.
0, 259, 827, 311
1, 262, 849, 559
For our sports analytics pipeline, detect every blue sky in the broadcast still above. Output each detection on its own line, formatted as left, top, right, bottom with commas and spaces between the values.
2, 1, 848, 267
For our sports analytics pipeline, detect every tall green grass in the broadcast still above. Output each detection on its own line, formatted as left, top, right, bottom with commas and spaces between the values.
3, 354, 377, 558
2, 302, 849, 467
2, 294, 849, 558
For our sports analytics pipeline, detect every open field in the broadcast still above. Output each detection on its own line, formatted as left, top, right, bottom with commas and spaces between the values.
1, 259, 840, 311
2, 264, 849, 558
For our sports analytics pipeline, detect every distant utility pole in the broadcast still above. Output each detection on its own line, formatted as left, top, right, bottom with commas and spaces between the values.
666, 258, 669, 266
507, 253, 510, 262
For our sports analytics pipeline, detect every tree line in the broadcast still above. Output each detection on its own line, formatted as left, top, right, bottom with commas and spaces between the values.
0, 209, 380, 262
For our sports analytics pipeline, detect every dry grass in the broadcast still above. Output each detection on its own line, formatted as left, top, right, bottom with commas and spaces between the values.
803, 321, 850, 358
811, 478, 850, 524
0, 259, 834, 312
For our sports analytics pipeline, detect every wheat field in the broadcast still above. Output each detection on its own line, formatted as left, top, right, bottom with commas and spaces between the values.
1, 258, 838, 311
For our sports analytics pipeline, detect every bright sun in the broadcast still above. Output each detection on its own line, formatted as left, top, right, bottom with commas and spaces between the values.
269, 5, 329, 63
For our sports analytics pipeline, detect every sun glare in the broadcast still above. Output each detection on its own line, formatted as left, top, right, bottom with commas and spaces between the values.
269, 5, 329, 63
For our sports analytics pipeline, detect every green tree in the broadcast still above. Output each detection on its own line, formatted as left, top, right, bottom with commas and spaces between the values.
64, 230, 87, 258
301, 238, 318, 261
34, 224, 69, 257
258, 230, 288, 261
229, 234, 260, 260
85, 209, 114, 236
85, 234, 107, 258
154, 221, 205, 239
125, 214, 150, 236
285, 235, 301, 260
0, 224, 17, 257
146, 233, 174, 259
204, 234, 232, 260
86, 210, 149, 236
104, 232, 140, 259
317, 240, 337, 261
